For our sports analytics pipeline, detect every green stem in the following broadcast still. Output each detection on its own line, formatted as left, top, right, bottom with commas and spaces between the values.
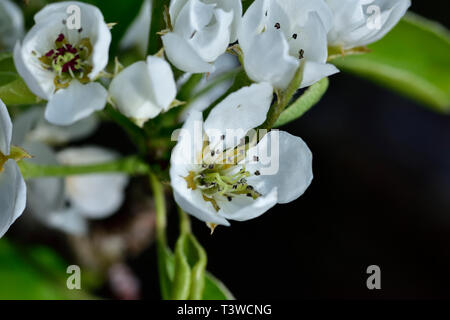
178, 207, 191, 235
149, 172, 172, 299
19, 155, 149, 179
261, 61, 305, 130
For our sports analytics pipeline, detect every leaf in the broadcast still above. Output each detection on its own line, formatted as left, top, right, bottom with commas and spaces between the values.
203, 272, 235, 300
171, 233, 207, 300
83, 0, 145, 55
274, 77, 329, 127
0, 54, 38, 105
0, 240, 94, 299
330, 13, 450, 113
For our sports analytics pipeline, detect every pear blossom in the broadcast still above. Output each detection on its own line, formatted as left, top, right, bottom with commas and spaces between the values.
25, 145, 129, 235
326, 0, 411, 50
0, 0, 24, 51
0, 99, 27, 238
162, 0, 242, 73
170, 83, 313, 227
109, 55, 177, 127
14, 1, 111, 125
238, 0, 339, 90
120, 0, 152, 57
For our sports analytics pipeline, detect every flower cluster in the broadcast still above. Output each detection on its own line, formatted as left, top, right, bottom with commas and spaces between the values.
0, 0, 410, 237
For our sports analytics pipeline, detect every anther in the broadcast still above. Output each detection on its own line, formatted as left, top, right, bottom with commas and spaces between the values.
293, 34, 298, 39
254, 170, 261, 176
211, 150, 215, 157
227, 196, 232, 202
274, 22, 281, 29
221, 134, 226, 140
253, 156, 259, 162
299, 49, 304, 59
208, 164, 214, 169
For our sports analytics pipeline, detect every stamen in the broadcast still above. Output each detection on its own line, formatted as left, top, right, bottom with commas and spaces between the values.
274, 22, 281, 29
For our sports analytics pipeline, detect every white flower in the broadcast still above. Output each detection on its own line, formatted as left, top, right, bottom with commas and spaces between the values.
0, 99, 27, 238
238, 0, 339, 90
170, 83, 313, 227
326, 0, 411, 49
25, 145, 129, 235
12, 106, 98, 147
162, 0, 242, 73
0, 0, 24, 51
14, 1, 111, 125
109, 55, 177, 127
120, 0, 152, 57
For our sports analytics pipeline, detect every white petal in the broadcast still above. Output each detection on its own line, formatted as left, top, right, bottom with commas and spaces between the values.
238, 0, 266, 54
300, 61, 339, 89
146, 56, 177, 111
242, 28, 299, 90
216, 0, 242, 42
276, 0, 333, 32
57, 147, 129, 219
189, 8, 234, 63
45, 208, 88, 235
162, 32, 214, 73
13, 106, 99, 146
0, 160, 26, 238
120, 0, 152, 56
0, 99, 12, 156
110, 61, 163, 122
0, 0, 24, 50
217, 188, 278, 221
204, 82, 273, 149
246, 131, 313, 204
45, 81, 107, 125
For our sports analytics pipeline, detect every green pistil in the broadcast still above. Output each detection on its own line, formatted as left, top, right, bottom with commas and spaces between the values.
185, 164, 261, 212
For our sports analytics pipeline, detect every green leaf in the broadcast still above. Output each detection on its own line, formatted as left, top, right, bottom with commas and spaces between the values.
203, 272, 235, 300
171, 233, 207, 300
274, 77, 329, 127
148, 0, 171, 55
0, 240, 94, 299
0, 54, 38, 105
83, 0, 144, 55
330, 13, 450, 112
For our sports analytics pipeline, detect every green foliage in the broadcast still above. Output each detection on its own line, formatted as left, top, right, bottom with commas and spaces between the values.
0, 240, 94, 300
0, 54, 38, 105
331, 13, 450, 113
275, 78, 329, 127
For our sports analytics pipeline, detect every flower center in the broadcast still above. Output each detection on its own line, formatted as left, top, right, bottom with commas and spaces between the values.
184, 143, 262, 212
38, 33, 93, 90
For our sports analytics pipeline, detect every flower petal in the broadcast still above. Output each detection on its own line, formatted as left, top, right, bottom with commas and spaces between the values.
0, 160, 26, 238
300, 61, 339, 89
109, 61, 163, 122
57, 147, 129, 219
45, 81, 107, 126
246, 131, 313, 204
0, 99, 12, 156
204, 82, 274, 150
120, 0, 152, 56
146, 56, 177, 112
0, 0, 24, 51
162, 32, 214, 73
217, 0, 242, 42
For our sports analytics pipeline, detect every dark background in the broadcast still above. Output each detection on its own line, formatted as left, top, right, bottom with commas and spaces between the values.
134, 1, 450, 299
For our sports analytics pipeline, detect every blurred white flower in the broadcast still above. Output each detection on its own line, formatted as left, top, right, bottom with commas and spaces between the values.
0, 0, 24, 51
25, 146, 129, 235
0, 99, 27, 238
162, 0, 242, 73
326, 0, 411, 49
12, 106, 98, 147
120, 0, 152, 57
14, 1, 111, 125
109, 55, 177, 127
170, 83, 313, 227
238, 0, 339, 90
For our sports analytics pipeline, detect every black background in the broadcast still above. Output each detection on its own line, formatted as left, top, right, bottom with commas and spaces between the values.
134, 1, 450, 300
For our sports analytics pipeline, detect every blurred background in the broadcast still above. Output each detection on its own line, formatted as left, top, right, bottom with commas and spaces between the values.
1, 0, 449, 299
